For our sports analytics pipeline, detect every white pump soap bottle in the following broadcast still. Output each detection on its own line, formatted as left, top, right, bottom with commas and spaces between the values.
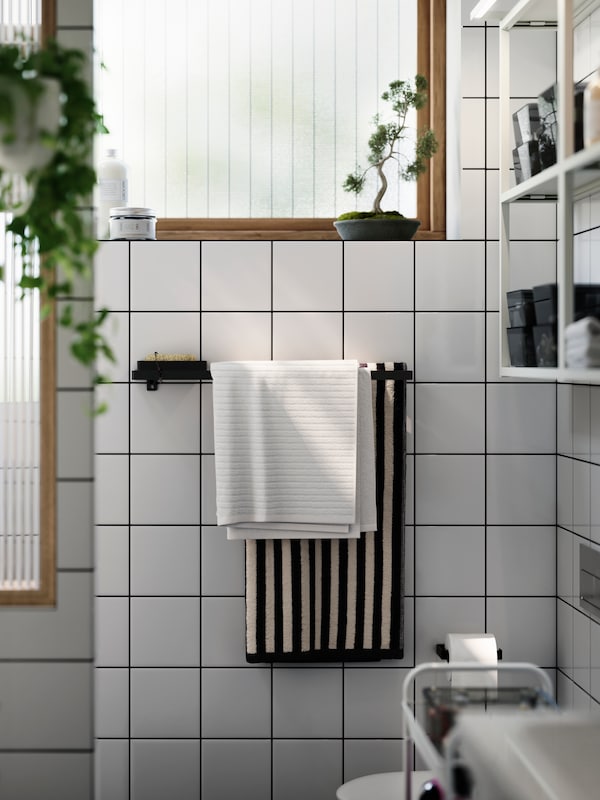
97, 148, 128, 239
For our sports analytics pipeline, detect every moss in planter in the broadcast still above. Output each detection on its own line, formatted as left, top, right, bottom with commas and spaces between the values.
336, 210, 409, 221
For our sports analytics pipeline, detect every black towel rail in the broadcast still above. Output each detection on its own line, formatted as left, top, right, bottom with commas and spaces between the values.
131, 360, 413, 391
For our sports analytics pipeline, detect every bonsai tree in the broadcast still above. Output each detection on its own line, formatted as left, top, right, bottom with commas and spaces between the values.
0, 38, 114, 386
339, 75, 438, 220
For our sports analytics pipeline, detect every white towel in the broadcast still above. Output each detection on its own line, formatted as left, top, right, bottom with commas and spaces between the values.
226, 366, 377, 539
565, 316, 600, 343
212, 360, 364, 537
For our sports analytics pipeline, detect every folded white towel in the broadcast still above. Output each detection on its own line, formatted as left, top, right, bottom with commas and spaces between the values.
225, 366, 377, 540
212, 360, 367, 537
565, 316, 600, 343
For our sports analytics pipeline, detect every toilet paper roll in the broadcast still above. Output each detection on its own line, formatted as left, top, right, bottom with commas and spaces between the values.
445, 633, 498, 688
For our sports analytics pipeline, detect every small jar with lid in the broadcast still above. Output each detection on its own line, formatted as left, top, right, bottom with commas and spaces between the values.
109, 207, 157, 240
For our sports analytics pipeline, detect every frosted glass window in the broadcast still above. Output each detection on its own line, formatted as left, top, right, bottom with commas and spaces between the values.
0, 0, 44, 595
94, 0, 418, 219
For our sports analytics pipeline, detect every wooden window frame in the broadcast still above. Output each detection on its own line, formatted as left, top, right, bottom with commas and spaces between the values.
0, 0, 57, 606
157, 0, 446, 242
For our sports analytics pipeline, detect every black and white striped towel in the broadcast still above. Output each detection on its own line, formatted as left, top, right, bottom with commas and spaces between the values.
245, 362, 407, 662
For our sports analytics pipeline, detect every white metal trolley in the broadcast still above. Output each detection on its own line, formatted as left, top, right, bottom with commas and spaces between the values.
400, 662, 556, 800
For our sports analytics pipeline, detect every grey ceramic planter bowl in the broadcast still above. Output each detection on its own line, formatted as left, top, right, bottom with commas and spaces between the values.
334, 217, 421, 241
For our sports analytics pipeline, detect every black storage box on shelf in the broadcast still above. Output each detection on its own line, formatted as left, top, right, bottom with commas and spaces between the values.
513, 140, 542, 184
533, 283, 558, 325
507, 326, 536, 366
537, 83, 558, 166
512, 102, 542, 147
533, 324, 558, 367
575, 284, 600, 320
507, 289, 535, 328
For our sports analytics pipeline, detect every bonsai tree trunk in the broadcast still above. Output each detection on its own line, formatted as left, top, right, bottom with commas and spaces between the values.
372, 161, 387, 214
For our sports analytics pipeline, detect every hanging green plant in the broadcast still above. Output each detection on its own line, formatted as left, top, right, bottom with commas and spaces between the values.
0, 38, 114, 385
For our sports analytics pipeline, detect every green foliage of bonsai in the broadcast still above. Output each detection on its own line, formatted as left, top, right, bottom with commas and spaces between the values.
0, 38, 114, 389
340, 75, 438, 217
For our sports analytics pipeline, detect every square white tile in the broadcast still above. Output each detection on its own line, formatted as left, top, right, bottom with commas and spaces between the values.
558, 384, 573, 456
131, 526, 200, 596
57, 481, 93, 569
0, 754, 92, 800
95, 455, 129, 525
343, 668, 408, 737
343, 740, 405, 782
487, 526, 556, 596
507, 242, 557, 290
97, 311, 130, 383
0, 663, 91, 749
573, 459, 591, 539
57, 302, 93, 389
94, 241, 129, 312
486, 455, 556, 525
415, 241, 485, 311
0, 573, 91, 659
415, 526, 485, 596
509, 202, 557, 241
591, 620, 600, 700
57, 0, 93, 26
573, 196, 591, 235
344, 242, 414, 311
95, 668, 129, 738
573, 385, 591, 459
273, 242, 342, 310
486, 383, 556, 453
57, 392, 93, 479
557, 527, 574, 603
202, 241, 271, 310
591, 386, 600, 462
130, 597, 200, 667
486, 26, 499, 96
272, 739, 342, 800
486, 170, 500, 241
486, 99, 499, 170
461, 99, 485, 169
202, 454, 217, 525
201, 597, 247, 667
201, 526, 245, 596
591, 464, 600, 545
131, 242, 200, 311
130, 382, 200, 454
95, 597, 129, 667
486, 240, 500, 311
130, 311, 201, 365
510, 28, 556, 97
201, 740, 271, 800
487, 597, 556, 666
96, 740, 128, 800
95, 526, 129, 596
131, 668, 200, 738
201, 383, 214, 453
414, 596, 485, 664
272, 312, 342, 359
273, 668, 342, 738
202, 668, 271, 738
461, 27, 485, 97
415, 383, 485, 453
415, 313, 485, 382
344, 312, 413, 366
95, 383, 129, 453
557, 455, 574, 532
130, 454, 200, 525
131, 740, 200, 800
459, 170, 485, 240
557, 600, 574, 677
201, 312, 272, 362
573, 609, 591, 693
415, 455, 485, 525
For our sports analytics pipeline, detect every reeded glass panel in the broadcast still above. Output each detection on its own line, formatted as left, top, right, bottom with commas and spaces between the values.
94, 0, 418, 219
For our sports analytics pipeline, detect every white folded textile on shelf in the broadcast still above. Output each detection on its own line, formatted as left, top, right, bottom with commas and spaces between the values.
211, 360, 377, 540
565, 316, 600, 367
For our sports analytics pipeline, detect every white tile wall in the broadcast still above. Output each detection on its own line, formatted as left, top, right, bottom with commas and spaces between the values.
89, 8, 571, 800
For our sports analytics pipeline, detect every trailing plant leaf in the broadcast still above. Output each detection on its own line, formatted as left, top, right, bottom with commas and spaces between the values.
0, 38, 114, 396
340, 75, 438, 217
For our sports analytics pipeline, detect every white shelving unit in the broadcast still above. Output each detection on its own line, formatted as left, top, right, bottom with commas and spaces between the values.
485, 0, 600, 382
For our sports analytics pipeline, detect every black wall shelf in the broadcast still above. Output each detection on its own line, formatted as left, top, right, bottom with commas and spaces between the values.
131, 360, 413, 390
